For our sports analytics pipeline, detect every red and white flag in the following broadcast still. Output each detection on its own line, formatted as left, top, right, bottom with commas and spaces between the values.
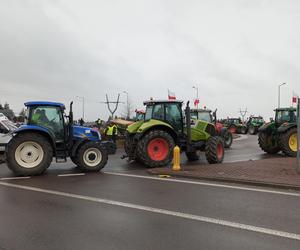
168, 89, 176, 100
292, 92, 298, 104
194, 99, 200, 107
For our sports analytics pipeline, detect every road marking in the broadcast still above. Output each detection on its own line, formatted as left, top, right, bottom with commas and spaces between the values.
0, 177, 31, 180
103, 172, 300, 197
58, 173, 86, 177
0, 181, 299, 241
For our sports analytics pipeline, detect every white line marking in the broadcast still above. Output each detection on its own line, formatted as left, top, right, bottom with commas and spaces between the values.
58, 173, 86, 177
103, 172, 300, 197
0, 177, 31, 180
0, 181, 299, 241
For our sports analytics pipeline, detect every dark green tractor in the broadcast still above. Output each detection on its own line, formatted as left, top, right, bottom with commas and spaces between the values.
222, 118, 248, 134
258, 107, 297, 157
246, 116, 265, 135
123, 100, 225, 168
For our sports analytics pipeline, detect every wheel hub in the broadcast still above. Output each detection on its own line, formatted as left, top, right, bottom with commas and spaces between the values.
83, 148, 102, 167
289, 133, 297, 152
147, 138, 169, 161
15, 141, 44, 168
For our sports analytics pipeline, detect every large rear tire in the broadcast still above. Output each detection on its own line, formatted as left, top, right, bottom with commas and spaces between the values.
258, 131, 280, 154
76, 142, 108, 172
137, 130, 175, 168
248, 125, 256, 135
6, 133, 53, 176
205, 136, 224, 164
279, 128, 297, 157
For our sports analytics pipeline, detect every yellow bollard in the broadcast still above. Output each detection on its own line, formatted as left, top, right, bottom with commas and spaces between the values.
172, 146, 181, 171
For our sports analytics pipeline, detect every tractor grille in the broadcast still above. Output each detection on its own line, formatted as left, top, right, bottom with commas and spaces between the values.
205, 124, 216, 136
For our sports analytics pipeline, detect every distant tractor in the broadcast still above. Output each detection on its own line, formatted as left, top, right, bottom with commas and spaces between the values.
258, 107, 297, 157
222, 118, 247, 134
123, 100, 225, 168
4, 101, 115, 176
134, 110, 145, 121
246, 116, 265, 135
190, 108, 233, 148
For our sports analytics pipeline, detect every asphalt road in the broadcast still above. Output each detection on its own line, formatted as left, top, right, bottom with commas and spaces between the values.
0, 135, 299, 249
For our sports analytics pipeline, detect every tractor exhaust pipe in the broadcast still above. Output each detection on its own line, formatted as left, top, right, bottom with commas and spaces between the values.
69, 101, 74, 125
186, 101, 191, 145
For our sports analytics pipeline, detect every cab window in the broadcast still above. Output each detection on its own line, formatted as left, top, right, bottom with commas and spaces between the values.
165, 103, 182, 131
152, 104, 165, 120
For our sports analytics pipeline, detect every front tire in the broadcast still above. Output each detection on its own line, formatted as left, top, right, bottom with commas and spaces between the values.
279, 128, 297, 157
205, 136, 224, 164
7, 133, 53, 176
222, 130, 233, 148
77, 142, 108, 172
137, 130, 175, 168
248, 125, 256, 135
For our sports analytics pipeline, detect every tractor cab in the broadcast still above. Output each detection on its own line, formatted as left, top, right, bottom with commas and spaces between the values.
134, 110, 145, 121
275, 108, 297, 125
190, 109, 214, 123
143, 100, 184, 133
25, 102, 66, 141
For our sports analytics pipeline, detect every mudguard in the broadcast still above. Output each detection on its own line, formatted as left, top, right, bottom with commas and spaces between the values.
258, 122, 275, 133
277, 123, 297, 133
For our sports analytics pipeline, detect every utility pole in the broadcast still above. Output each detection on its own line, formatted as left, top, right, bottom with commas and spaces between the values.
123, 91, 130, 120
76, 96, 85, 121
278, 82, 286, 108
239, 108, 248, 122
99, 94, 124, 120
297, 97, 300, 173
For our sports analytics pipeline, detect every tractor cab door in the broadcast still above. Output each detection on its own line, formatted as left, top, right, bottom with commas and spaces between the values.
165, 103, 183, 133
30, 106, 65, 141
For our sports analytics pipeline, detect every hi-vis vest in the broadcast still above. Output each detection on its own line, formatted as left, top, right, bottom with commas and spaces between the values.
106, 125, 117, 136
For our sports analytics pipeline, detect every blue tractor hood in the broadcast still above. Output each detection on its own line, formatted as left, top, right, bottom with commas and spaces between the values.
72, 125, 101, 141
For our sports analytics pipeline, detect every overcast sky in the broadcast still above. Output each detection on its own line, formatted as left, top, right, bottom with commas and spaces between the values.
1, 0, 300, 121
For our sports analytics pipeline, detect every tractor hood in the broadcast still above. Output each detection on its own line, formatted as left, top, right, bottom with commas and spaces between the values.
127, 120, 144, 133
72, 125, 100, 140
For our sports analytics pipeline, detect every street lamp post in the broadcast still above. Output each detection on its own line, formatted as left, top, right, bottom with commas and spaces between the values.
123, 91, 129, 120
76, 96, 85, 121
278, 83, 286, 108
192, 85, 199, 108
297, 97, 300, 173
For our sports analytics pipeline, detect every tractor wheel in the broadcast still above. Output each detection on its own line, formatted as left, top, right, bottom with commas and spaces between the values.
185, 151, 200, 161
124, 132, 134, 156
248, 126, 256, 135
137, 130, 175, 168
70, 156, 79, 166
279, 128, 297, 157
258, 131, 280, 154
222, 130, 233, 148
6, 133, 53, 176
77, 142, 108, 172
240, 126, 247, 134
205, 136, 224, 164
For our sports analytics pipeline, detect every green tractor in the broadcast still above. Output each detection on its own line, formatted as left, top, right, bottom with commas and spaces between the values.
258, 107, 297, 157
190, 108, 233, 148
123, 100, 225, 168
222, 118, 247, 134
246, 116, 265, 135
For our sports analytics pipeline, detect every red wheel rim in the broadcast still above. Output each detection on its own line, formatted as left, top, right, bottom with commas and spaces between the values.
147, 138, 169, 161
217, 143, 224, 160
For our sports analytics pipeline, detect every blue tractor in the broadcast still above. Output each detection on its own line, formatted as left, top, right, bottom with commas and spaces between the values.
5, 101, 115, 176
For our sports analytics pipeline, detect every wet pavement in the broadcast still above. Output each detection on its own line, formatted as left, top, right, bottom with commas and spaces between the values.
0, 135, 300, 249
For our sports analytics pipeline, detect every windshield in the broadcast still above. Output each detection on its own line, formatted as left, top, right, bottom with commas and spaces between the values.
135, 113, 145, 121
276, 110, 297, 123
197, 112, 212, 122
252, 118, 264, 123
145, 105, 153, 120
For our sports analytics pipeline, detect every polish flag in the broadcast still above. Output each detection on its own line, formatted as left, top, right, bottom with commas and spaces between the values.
194, 99, 200, 107
292, 92, 298, 103
168, 89, 176, 100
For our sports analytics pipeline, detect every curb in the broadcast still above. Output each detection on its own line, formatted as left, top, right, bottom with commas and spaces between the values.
147, 170, 300, 191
